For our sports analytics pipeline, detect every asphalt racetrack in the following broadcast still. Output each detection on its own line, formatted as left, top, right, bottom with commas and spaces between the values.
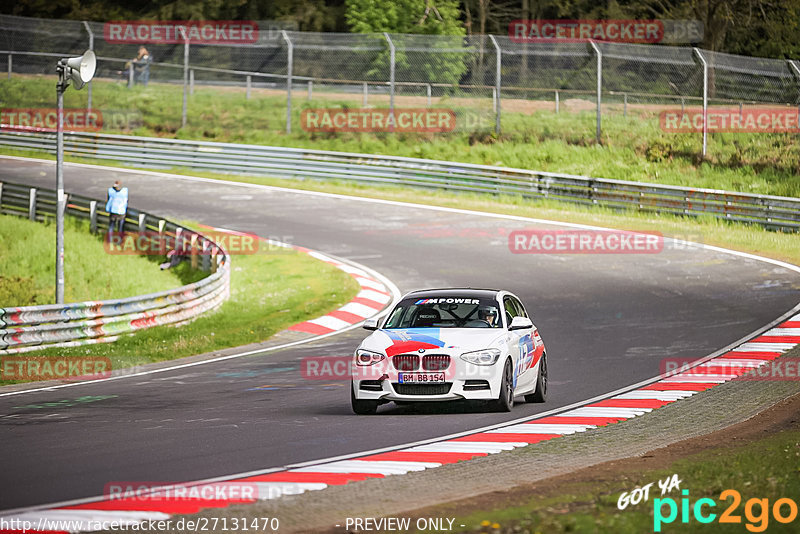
1, 157, 799, 510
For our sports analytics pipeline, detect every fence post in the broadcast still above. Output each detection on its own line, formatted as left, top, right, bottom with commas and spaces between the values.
693, 48, 708, 158
281, 30, 293, 133
181, 28, 189, 129
363, 82, 368, 106
82, 21, 94, 114
384, 32, 396, 115
307, 80, 313, 101
28, 188, 37, 221
7, 53, 10, 79
190, 234, 199, 269
128, 64, 134, 88
623, 93, 627, 117
0, 182, 3, 210
426, 84, 431, 107
555, 89, 559, 113
89, 200, 97, 233
589, 40, 602, 143
788, 60, 800, 116
246, 75, 251, 99
489, 35, 502, 135
190, 69, 195, 95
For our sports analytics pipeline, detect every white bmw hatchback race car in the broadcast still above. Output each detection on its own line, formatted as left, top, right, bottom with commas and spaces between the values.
351, 288, 548, 415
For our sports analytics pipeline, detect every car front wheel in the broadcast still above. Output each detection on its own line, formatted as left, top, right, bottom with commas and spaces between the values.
351, 383, 379, 415
491, 359, 514, 412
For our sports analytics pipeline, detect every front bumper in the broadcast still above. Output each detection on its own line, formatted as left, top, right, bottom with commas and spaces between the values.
352, 351, 504, 402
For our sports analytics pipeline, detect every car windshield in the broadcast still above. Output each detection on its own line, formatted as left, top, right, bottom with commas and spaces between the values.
383, 296, 502, 329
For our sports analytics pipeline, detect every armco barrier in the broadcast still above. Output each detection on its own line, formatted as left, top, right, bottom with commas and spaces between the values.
1, 130, 799, 231
0, 181, 230, 354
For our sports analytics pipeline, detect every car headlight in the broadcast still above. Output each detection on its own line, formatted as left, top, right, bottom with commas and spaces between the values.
460, 348, 501, 365
355, 349, 386, 366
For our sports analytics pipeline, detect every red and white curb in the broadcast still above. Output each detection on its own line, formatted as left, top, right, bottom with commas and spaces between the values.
3, 313, 798, 533
198, 225, 393, 333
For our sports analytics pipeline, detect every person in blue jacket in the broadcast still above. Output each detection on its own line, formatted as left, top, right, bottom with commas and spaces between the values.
106, 180, 129, 234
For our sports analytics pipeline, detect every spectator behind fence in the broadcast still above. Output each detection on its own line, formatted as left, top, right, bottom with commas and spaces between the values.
106, 180, 129, 234
131, 46, 151, 86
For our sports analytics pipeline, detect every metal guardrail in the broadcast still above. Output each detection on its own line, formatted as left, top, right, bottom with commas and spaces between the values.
1, 130, 798, 231
0, 180, 230, 354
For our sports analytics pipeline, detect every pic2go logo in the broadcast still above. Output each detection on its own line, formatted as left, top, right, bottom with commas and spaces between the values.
654, 489, 799, 532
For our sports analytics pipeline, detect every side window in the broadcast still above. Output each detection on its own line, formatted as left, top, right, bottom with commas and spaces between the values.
503, 297, 516, 327
511, 297, 528, 318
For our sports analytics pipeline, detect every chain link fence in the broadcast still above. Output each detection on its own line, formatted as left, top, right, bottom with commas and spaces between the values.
1, 14, 799, 157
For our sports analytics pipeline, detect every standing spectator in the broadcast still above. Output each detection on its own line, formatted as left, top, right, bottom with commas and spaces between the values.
106, 180, 129, 234
131, 46, 152, 86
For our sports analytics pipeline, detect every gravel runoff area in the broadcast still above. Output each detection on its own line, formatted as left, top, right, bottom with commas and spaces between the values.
137, 346, 800, 534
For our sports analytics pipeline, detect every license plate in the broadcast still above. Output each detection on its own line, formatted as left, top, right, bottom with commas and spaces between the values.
398, 372, 446, 384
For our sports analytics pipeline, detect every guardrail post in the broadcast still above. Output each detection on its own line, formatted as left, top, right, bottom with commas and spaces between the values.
181, 28, 189, 129
384, 32, 396, 115
28, 188, 37, 221
175, 227, 183, 254
7, 53, 10, 79
363, 82, 368, 106
190, 233, 199, 269
89, 200, 97, 233
489, 34, 502, 135
211, 247, 218, 273
693, 48, 708, 158
158, 219, 165, 238
281, 30, 293, 133
138, 213, 146, 233
589, 41, 602, 143
190, 69, 195, 95
246, 75, 251, 99
201, 240, 210, 271
555, 90, 559, 114
83, 21, 94, 114
307, 80, 313, 101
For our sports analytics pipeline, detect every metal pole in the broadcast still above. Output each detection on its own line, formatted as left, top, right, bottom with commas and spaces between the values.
694, 48, 708, 158
246, 75, 251, 99
383, 32, 395, 114
82, 21, 94, 114
589, 41, 602, 143
55, 66, 67, 304
190, 69, 194, 95
555, 90, 559, 113
363, 82, 368, 106
489, 34, 501, 135
128, 64, 133, 88
426, 84, 431, 107
307, 80, 312, 101
788, 60, 800, 117
7, 53, 10, 79
623, 93, 627, 117
182, 29, 189, 129
281, 30, 293, 133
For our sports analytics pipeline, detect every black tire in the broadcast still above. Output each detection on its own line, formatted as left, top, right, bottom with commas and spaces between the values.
491, 359, 514, 412
351, 384, 379, 415
525, 352, 547, 403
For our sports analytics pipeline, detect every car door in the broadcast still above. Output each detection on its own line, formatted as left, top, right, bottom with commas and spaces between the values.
503, 296, 528, 392
507, 295, 536, 392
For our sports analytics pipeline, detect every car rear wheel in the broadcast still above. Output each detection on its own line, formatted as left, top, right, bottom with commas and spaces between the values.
351, 384, 379, 415
525, 352, 547, 403
491, 359, 514, 412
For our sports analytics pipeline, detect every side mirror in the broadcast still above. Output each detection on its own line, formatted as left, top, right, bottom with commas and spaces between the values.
363, 318, 379, 331
509, 316, 533, 331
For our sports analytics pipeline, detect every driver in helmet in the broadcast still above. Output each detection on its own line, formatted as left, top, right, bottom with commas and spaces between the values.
478, 306, 498, 327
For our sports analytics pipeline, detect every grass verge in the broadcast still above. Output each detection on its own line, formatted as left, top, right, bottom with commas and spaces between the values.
1, 76, 798, 196
0, 215, 361, 385
0, 213, 204, 306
